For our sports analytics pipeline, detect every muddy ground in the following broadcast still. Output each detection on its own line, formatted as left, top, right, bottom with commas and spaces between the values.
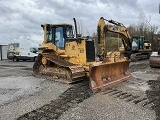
0, 60, 160, 120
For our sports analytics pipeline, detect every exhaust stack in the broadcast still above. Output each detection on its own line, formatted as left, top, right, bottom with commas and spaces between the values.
73, 18, 78, 38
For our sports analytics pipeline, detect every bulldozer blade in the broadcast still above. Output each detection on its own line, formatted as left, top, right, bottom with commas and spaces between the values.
149, 56, 160, 68
89, 60, 131, 92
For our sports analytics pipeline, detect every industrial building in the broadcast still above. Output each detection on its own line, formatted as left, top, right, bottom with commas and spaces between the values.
0, 44, 8, 60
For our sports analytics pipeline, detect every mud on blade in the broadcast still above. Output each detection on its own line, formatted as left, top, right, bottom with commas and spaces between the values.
89, 60, 131, 92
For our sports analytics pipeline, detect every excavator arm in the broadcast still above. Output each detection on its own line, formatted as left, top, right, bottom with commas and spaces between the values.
100, 18, 151, 61
97, 17, 132, 59
107, 20, 132, 51
89, 17, 131, 92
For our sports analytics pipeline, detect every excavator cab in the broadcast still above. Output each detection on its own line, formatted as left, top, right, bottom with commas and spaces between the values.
131, 36, 152, 52
130, 36, 151, 61
131, 36, 145, 52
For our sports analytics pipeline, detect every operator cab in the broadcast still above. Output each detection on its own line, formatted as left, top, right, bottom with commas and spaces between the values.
30, 47, 38, 53
42, 24, 74, 49
131, 36, 145, 52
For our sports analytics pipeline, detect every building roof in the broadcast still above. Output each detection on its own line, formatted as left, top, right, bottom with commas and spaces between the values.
0, 41, 10, 45
0, 43, 8, 46
0, 40, 39, 46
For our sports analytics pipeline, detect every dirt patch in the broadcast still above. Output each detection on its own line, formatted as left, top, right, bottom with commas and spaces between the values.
146, 80, 160, 120
129, 63, 149, 72
17, 80, 92, 120
0, 65, 27, 67
0, 88, 20, 95
0, 75, 12, 77
21, 68, 33, 70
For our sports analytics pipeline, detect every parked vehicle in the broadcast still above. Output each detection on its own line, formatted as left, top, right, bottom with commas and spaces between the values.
7, 43, 38, 61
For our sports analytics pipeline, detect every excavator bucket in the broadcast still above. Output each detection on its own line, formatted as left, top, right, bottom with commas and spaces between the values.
149, 52, 160, 68
89, 60, 131, 92
150, 57, 160, 68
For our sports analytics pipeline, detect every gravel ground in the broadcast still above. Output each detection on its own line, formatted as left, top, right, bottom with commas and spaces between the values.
59, 94, 155, 120
0, 59, 159, 120
59, 60, 157, 120
0, 60, 71, 120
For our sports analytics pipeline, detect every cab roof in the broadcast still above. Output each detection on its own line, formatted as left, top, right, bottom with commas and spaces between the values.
47, 23, 72, 26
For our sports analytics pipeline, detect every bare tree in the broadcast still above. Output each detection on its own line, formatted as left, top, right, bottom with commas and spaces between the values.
145, 15, 159, 50
127, 24, 138, 36
127, 11, 159, 50
136, 11, 150, 37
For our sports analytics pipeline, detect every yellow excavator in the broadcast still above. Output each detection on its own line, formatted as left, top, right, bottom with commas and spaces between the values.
33, 18, 131, 92
102, 18, 152, 61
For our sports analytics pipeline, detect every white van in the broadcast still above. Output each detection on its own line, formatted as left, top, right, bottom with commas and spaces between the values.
7, 43, 38, 61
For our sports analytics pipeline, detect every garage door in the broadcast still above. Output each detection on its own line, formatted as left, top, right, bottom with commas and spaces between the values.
2, 45, 7, 60
0, 47, 1, 60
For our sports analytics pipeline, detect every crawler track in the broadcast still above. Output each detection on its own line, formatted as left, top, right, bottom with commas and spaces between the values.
146, 80, 160, 120
102, 88, 154, 110
33, 53, 85, 84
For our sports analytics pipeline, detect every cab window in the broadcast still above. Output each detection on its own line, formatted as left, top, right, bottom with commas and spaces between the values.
55, 27, 64, 49
30, 47, 38, 53
47, 30, 53, 42
66, 26, 74, 38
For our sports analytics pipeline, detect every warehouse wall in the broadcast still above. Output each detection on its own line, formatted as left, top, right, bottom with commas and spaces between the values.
2, 45, 7, 60
0, 46, 1, 60
0, 45, 8, 60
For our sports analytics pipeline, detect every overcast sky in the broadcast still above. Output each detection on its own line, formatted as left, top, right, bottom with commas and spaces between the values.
0, 0, 160, 44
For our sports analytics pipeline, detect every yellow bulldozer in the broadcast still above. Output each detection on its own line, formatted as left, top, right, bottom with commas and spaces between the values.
33, 17, 131, 92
